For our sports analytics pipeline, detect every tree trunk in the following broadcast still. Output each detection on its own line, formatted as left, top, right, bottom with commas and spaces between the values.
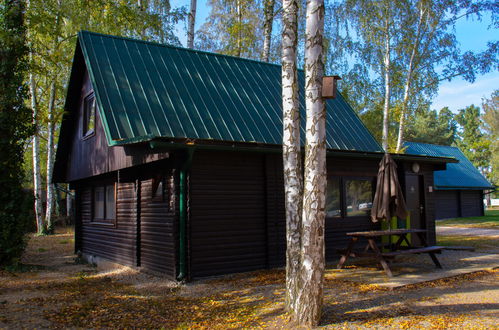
30, 72, 44, 235
187, 0, 197, 48
263, 0, 275, 62
396, 4, 425, 153
236, 0, 242, 57
295, 0, 326, 326
282, 0, 302, 315
382, 16, 391, 151
45, 80, 56, 232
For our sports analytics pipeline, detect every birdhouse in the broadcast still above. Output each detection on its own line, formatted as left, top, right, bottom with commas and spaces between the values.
322, 75, 342, 99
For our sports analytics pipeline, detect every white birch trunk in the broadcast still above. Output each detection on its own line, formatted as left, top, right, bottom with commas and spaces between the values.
66, 185, 72, 218
187, 0, 197, 48
282, 0, 302, 315
382, 17, 391, 152
295, 0, 326, 325
30, 73, 44, 235
396, 5, 425, 153
263, 0, 275, 62
45, 80, 56, 232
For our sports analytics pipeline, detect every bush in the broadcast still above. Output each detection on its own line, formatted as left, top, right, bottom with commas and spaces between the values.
0, 0, 33, 267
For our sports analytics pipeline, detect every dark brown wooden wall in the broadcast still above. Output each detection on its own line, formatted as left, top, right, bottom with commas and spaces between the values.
79, 181, 137, 267
187, 151, 382, 278
64, 69, 169, 182
460, 190, 484, 217
434, 190, 460, 220
139, 178, 177, 277
188, 152, 267, 278
75, 163, 177, 278
434, 189, 484, 220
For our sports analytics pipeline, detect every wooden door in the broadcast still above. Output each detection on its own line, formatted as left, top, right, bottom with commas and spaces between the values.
405, 175, 425, 245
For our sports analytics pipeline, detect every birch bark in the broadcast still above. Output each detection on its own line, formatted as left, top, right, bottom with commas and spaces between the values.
295, 0, 326, 325
45, 80, 56, 232
282, 0, 302, 315
396, 5, 425, 153
30, 72, 44, 235
187, 0, 196, 48
262, 0, 275, 62
27, 0, 44, 234
382, 16, 391, 152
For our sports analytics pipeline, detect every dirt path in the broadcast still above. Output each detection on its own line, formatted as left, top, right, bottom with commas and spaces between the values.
1, 229, 498, 329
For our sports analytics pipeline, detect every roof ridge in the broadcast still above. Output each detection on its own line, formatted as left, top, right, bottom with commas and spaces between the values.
78, 30, 286, 70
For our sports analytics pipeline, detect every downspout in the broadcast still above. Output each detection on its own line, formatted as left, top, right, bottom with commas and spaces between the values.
177, 148, 195, 281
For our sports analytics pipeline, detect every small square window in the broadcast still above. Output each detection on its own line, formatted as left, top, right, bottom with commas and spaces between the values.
83, 94, 96, 137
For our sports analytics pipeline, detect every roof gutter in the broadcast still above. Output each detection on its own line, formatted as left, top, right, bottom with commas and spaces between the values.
149, 140, 456, 164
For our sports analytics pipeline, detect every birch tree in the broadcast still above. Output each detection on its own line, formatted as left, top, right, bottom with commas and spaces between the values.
26, 0, 184, 233
282, 0, 302, 315
196, 0, 263, 59
262, 0, 276, 62
395, 0, 499, 152
187, 0, 196, 48
296, 0, 326, 325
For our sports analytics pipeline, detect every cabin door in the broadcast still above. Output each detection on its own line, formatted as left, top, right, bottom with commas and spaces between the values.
405, 174, 425, 245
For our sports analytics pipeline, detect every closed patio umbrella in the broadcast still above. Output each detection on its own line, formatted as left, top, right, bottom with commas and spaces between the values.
371, 153, 408, 226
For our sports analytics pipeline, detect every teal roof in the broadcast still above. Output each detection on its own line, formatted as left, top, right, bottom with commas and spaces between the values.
404, 142, 494, 190
77, 31, 382, 152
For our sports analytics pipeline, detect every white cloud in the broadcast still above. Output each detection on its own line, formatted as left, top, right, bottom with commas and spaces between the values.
432, 73, 499, 113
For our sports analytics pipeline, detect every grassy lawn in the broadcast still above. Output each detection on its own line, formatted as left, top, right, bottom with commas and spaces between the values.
436, 209, 499, 229
437, 235, 498, 251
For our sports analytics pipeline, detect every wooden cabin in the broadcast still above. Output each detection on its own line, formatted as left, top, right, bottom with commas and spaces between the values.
405, 142, 494, 219
54, 31, 455, 280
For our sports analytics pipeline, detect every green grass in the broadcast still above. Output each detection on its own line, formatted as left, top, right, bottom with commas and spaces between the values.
436, 210, 499, 229
437, 235, 498, 251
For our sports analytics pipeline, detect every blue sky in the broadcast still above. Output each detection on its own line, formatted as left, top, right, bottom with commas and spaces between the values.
171, 0, 498, 113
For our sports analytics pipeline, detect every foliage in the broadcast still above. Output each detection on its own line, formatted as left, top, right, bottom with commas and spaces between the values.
25, 0, 186, 232
405, 106, 458, 145
0, 0, 34, 266
327, 0, 499, 150
196, 0, 264, 59
455, 104, 491, 174
481, 90, 499, 187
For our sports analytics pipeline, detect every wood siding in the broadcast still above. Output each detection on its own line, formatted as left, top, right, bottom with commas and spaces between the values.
64, 69, 169, 182
75, 165, 177, 278
434, 190, 484, 220
139, 178, 177, 277
79, 181, 137, 266
188, 152, 267, 278
460, 190, 483, 217
434, 190, 460, 220
187, 151, 382, 278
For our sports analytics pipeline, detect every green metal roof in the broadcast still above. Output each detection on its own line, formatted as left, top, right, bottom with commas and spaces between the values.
404, 142, 494, 190
77, 31, 382, 152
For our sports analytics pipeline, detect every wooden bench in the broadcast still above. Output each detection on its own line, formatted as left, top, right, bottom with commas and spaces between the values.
381, 246, 443, 269
337, 230, 444, 277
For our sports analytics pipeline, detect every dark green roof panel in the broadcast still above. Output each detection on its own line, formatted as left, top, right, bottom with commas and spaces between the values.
404, 142, 494, 190
79, 31, 383, 152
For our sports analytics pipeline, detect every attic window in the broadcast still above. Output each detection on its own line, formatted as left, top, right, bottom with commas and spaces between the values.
83, 93, 96, 137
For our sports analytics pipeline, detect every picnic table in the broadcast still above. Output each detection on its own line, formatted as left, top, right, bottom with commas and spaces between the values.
337, 229, 443, 277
